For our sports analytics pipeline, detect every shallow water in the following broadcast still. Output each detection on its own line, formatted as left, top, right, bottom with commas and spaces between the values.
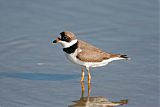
0, 0, 159, 107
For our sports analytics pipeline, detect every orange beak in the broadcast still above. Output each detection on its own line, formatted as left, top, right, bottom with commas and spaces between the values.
53, 37, 61, 43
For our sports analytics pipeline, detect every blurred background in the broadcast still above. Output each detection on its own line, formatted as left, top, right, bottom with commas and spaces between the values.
0, 0, 159, 107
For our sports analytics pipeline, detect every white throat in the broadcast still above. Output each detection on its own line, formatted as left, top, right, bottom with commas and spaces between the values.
59, 39, 78, 48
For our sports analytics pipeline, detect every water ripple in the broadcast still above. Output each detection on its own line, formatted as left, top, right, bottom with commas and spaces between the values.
0, 72, 79, 81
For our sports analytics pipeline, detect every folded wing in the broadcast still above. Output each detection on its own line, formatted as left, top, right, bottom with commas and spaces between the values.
76, 40, 113, 62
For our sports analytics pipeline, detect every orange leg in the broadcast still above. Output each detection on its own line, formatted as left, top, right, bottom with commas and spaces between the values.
80, 81, 85, 97
80, 66, 85, 82
80, 80, 91, 98
88, 81, 91, 97
86, 67, 91, 84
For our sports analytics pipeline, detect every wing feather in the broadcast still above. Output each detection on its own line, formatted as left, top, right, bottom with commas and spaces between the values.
76, 40, 112, 62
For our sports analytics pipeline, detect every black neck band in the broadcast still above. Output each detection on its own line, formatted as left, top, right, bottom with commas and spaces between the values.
63, 41, 78, 54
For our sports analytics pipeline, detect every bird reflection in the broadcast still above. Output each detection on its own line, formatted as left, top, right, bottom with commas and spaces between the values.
68, 82, 128, 107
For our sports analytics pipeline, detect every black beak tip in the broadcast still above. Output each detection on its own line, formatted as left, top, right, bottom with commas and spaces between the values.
53, 40, 57, 43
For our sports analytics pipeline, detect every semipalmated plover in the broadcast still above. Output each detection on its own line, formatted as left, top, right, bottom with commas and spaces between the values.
53, 31, 129, 83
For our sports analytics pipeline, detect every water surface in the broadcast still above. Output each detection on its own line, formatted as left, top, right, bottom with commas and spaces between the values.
0, 0, 159, 107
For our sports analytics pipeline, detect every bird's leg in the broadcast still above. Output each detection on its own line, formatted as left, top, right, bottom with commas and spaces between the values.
88, 81, 91, 97
86, 67, 91, 84
80, 81, 85, 97
80, 66, 85, 82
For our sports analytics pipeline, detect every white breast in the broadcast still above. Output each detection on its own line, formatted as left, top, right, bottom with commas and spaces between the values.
64, 49, 83, 65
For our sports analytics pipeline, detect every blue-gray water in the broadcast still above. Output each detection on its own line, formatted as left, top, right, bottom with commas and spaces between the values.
0, 0, 159, 107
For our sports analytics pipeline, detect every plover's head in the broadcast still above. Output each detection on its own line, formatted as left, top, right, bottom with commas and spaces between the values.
53, 31, 77, 48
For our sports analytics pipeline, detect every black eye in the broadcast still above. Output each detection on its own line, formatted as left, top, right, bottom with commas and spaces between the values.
62, 36, 68, 40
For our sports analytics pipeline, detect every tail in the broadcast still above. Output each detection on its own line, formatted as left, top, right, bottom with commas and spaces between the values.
109, 54, 130, 62
119, 54, 130, 60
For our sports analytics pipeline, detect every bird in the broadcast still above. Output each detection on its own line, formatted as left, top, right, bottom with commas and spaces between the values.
52, 31, 129, 83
